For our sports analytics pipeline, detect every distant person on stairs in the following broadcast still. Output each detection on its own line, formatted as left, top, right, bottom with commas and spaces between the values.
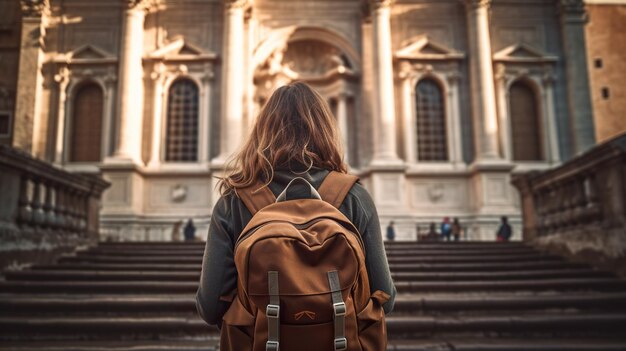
196, 82, 396, 351
496, 216, 512, 242
387, 220, 396, 241
440, 217, 452, 241
184, 219, 196, 241
452, 217, 462, 241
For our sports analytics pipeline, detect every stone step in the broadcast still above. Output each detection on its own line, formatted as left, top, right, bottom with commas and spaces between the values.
2, 314, 625, 340
386, 254, 561, 264
57, 253, 558, 265
2, 277, 625, 295
4, 338, 626, 351
3, 292, 626, 317
4, 268, 612, 282
389, 261, 589, 272
392, 292, 626, 314
30, 261, 589, 273
79, 248, 539, 257
394, 278, 626, 293
387, 338, 626, 351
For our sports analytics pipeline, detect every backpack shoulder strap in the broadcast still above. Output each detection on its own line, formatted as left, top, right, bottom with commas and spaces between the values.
235, 182, 276, 216
318, 171, 359, 209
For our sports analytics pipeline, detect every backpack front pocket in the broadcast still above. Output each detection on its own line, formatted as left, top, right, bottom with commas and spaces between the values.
221, 296, 255, 351
356, 290, 389, 351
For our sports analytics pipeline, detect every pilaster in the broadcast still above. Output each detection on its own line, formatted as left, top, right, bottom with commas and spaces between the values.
558, 0, 596, 156
13, 0, 49, 155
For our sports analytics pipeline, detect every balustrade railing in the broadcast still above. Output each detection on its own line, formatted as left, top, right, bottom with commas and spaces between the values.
0, 145, 109, 269
513, 134, 626, 274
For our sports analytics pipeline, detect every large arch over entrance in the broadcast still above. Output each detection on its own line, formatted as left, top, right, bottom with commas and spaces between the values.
252, 26, 361, 165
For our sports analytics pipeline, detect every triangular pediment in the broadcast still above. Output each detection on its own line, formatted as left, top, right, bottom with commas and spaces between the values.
149, 37, 217, 60
494, 43, 558, 63
395, 35, 464, 61
70, 45, 114, 60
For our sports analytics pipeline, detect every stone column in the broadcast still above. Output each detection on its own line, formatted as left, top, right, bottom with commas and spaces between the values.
53, 67, 70, 163
494, 63, 512, 161
447, 72, 464, 166
215, 0, 248, 163
148, 63, 165, 168
400, 71, 416, 163
542, 72, 561, 163
464, 0, 501, 162
111, 0, 155, 164
13, 0, 49, 154
370, 0, 401, 165
102, 69, 117, 159
336, 93, 350, 164
558, 0, 595, 155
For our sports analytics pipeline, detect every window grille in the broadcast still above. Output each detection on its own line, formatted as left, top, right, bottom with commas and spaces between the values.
415, 79, 448, 161
166, 79, 199, 162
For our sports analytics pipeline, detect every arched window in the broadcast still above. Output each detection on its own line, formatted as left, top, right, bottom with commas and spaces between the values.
509, 81, 542, 161
415, 79, 447, 161
166, 79, 199, 162
70, 82, 103, 162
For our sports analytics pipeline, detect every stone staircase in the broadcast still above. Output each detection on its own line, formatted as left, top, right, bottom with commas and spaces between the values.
2, 241, 626, 350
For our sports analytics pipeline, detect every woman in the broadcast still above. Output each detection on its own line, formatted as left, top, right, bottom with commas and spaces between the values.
196, 82, 396, 349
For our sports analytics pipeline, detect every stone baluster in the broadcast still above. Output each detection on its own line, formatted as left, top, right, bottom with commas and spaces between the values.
31, 177, 45, 226
42, 181, 55, 227
55, 186, 66, 229
17, 175, 31, 224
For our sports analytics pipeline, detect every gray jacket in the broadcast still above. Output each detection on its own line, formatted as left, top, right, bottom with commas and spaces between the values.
196, 167, 397, 327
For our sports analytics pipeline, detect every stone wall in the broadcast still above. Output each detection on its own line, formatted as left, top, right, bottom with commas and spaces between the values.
513, 134, 626, 276
586, 3, 626, 142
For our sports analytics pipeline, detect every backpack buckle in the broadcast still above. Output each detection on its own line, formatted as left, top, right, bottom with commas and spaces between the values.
266, 304, 280, 318
334, 337, 347, 351
333, 302, 346, 317
266, 340, 280, 351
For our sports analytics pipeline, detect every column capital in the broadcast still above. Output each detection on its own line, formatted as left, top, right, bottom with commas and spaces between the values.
558, 0, 587, 22
224, 0, 251, 10
126, 0, 159, 12
20, 0, 50, 18
463, 0, 491, 10
559, 0, 585, 13
370, 0, 393, 11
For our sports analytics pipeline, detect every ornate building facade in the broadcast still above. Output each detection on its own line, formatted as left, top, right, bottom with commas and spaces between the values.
0, 0, 602, 240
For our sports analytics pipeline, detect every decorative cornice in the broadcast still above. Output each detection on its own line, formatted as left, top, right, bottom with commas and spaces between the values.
370, 0, 393, 10
463, 0, 491, 10
126, 0, 159, 12
20, 0, 49, 18
225, 0, 250, 10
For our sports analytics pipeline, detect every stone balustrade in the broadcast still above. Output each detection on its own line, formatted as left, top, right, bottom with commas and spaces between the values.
0, 145, 109, 269
513, 133, 626, 275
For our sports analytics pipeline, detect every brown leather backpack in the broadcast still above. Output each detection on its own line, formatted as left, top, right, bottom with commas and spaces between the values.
220, 171, 389, 351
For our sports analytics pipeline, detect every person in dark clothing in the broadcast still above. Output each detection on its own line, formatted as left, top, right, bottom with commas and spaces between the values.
440, 217, 452, 241
426, 222, 439, 241
196, 82, 397, 330
183, 219, 196, 241
496, 216, 512, 241
452, 217, 462, 241
386, 221, 396, 241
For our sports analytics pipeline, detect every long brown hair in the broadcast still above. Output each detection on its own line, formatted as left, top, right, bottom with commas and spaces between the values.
218, 81, 347, 195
